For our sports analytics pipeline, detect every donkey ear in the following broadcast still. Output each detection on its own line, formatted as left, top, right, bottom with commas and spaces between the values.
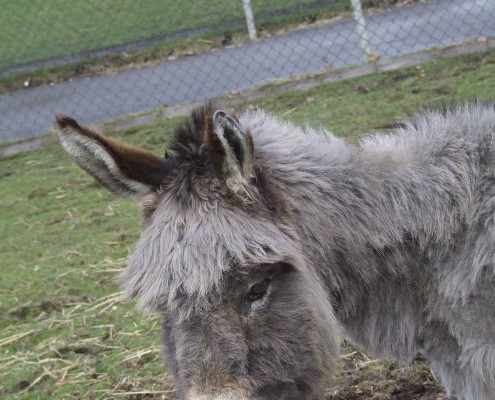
204, 109, 254, 188
56, 115, 168, 200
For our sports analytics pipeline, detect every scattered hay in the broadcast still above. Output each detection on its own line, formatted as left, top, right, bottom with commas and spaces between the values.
119, 346, 161, 366
0, 329, 40, 347
2, 274, 173, 398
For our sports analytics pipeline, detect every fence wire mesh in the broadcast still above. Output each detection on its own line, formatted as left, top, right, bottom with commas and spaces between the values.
1, 0, 494, 141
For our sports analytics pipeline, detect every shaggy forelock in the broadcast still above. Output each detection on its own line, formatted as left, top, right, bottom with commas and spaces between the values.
122, 104, 316, 317
123, 190, 303, 316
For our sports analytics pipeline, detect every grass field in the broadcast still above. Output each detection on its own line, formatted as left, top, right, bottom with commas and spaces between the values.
1, 48, 494, 399
0, 0, 408, 95
0, 0, 351, 96
0, 0, 346, 71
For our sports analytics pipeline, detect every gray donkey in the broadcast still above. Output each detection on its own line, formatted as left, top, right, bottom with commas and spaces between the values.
58, 102, 495, 400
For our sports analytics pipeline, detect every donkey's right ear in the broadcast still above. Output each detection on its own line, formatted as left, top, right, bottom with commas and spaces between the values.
57, 115, 169, 200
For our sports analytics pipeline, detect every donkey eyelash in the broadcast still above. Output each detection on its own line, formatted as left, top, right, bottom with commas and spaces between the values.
244, 280, 274, 315
247, 278, 272, 303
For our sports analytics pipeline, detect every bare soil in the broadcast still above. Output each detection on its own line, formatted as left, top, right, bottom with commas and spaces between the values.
326, 343, 447, 399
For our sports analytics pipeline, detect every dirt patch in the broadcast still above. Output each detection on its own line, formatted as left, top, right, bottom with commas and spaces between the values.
57, 345, 95, 355
326, 346, 446, 399
363, 0, 422, 8
433, 85, 452, 95
6, 296, 90, 320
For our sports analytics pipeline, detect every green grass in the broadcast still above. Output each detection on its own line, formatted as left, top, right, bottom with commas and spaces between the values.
0, 0, 410, 94
1, 48, 494, 399
0, 0, 345, 71
0, 0, 350, 95
262, 50, 495, 140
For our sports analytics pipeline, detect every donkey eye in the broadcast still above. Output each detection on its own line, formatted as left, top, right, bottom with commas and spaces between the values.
247, 279, 271, 302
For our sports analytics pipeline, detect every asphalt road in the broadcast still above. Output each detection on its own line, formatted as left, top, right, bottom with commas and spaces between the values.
1, 0, 494, 141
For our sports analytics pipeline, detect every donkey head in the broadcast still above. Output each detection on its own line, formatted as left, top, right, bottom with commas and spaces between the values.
57, 104, 339, 399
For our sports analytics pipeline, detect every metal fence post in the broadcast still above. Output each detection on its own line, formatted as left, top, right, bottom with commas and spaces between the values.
351, 0, 374, 61
242, 0, 257, 41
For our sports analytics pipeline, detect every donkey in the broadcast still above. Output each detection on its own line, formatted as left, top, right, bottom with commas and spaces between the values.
57, 102, 495, 400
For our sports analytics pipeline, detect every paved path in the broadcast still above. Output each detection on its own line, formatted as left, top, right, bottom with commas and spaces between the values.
1, 0, 494, 141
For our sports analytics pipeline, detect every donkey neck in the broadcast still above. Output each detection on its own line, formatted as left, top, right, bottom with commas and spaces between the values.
291, 135, 469, 242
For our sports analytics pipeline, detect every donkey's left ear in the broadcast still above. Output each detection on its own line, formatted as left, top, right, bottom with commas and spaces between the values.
57, 115, 169, 201
204, 109, 254, 190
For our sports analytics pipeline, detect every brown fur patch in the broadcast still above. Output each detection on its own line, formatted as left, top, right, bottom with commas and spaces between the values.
203, 110, 226, 176
99, 135, 169, 189
170, 102, 215, 161
227, 108, 240, 123
57, 115, 169, 189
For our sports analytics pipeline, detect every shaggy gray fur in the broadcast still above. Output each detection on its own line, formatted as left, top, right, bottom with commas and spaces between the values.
60, 103, 495, 399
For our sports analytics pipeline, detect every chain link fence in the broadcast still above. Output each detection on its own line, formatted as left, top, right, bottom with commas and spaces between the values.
1, 0, 494, 141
